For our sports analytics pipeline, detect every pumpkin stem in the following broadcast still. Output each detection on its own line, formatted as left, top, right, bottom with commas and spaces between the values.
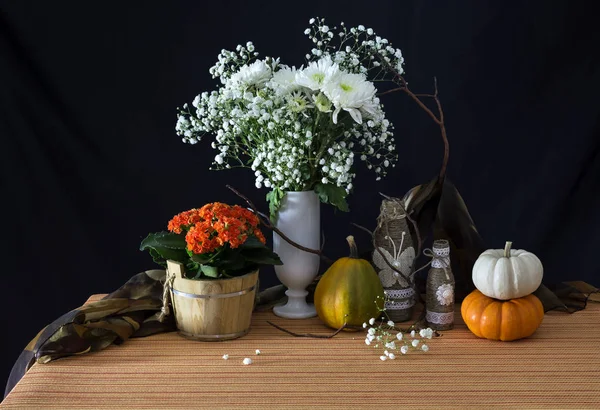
346, 236, 359, 259
504, 241, 513, 258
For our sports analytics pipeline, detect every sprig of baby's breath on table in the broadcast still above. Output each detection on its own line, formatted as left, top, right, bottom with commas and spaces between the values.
363, 296, 434, 360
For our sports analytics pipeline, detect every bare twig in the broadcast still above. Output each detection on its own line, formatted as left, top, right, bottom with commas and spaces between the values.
227, 185, 333, 264
267, 321, 357, 338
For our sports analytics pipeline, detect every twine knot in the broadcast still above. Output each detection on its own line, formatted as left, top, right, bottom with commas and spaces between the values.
414, 247, 451, 281
158, 269, 175, 323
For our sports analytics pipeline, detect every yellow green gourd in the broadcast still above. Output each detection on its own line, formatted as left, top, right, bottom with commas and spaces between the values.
314, 236, 385, 330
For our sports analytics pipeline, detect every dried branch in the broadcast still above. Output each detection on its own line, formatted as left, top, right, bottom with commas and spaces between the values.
267, 321, 357, 338
227, 185, 333, 264
377, 72, 449, 182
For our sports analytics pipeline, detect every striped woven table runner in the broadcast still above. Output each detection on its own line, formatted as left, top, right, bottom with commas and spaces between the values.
2, 295, 599, 409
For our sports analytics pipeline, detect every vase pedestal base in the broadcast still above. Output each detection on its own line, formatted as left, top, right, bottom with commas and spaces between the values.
273, 289, 317, 319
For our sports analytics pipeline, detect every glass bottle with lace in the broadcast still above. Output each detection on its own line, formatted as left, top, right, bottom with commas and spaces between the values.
425, 239, 455, 330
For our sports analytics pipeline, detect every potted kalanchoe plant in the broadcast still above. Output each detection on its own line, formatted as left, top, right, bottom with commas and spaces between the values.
174, 17, 406, 319
140, 202, 281, 341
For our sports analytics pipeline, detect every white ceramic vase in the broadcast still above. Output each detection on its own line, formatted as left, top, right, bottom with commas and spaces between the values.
272, 191, 320, 319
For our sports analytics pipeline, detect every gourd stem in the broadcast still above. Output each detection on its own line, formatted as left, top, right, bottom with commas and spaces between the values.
504, 241, 512, 258
346, 236, 359, 259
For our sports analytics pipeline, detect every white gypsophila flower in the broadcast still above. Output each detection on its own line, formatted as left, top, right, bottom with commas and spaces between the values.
242, 358, 253, 365
365, 338, 371, 345
268, 66, 302, 95
412, 339, 420, 347
410, 330, 416, 338
400, 345, 408, 355
228, 60, 272, 90
421, 344, 429, 352
295, 56, 339, 91
388, 353, 396, 360
222, 354, 229, 360
368, 328, 376, 335
255, 349, 261, 355
322, 72, 376, 124
396, 332, 403, 341
387, 320, 394, 327
363, 322, 367, 328
369, 318, 375, 325
436, 284, 454, 306
419, 328, 434, 339
380, 355, 387, 361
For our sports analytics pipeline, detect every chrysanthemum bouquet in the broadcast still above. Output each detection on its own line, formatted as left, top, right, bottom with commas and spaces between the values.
140, 202, 282, 279
176, 18, 405, 219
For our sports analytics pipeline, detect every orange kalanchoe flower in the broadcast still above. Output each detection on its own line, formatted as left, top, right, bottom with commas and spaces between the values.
174, 202, 266, 255
167, 208, 204, 234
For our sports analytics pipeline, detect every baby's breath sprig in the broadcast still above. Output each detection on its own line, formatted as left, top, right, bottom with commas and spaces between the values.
363, 295, 434, 360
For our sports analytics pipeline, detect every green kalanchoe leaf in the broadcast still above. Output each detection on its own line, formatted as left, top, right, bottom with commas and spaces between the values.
200, 265, 219, 278
140, 232, 188, 264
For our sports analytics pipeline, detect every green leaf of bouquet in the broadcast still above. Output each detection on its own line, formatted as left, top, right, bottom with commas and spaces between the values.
266, 189, 285, 224
314, 183, 349, 212
200, 265, 219, 278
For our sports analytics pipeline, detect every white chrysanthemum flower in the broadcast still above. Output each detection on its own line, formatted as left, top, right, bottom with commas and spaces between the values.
295, 56, 339, 91
228, 60, 272, 89
312, 92, 332, 113
322, 72, 376, 124
269, 66, 301, 95
287, 91, 313, 114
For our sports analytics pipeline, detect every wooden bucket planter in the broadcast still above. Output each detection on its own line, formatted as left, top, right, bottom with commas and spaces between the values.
166, 260, 259, 341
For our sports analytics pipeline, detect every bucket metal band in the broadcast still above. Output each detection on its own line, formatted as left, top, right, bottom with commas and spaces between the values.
171, 285, 256, 300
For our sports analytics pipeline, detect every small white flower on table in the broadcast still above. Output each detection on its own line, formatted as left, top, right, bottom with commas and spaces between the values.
243, 358, 253, 365
255, 349, 261, 355
222, 354, 229, 360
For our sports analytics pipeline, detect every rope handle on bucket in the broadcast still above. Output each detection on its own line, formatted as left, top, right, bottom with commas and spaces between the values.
158, 268, 175, 322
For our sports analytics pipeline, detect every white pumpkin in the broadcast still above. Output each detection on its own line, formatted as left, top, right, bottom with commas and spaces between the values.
472, 241, 543, 300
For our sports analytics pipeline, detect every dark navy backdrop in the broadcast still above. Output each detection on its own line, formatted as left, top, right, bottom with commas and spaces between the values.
1, 0, 599, 390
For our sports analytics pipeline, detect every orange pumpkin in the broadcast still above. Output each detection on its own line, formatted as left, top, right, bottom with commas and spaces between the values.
461, 290, 544, 341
